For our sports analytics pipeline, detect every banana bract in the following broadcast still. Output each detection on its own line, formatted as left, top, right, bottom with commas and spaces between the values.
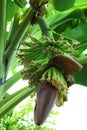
34, 80, 58, 125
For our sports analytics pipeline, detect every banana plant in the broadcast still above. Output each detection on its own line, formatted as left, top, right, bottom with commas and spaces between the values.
0, 0, 87, 126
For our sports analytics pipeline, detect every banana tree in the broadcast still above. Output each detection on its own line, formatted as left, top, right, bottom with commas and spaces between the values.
0, 0, 87, 126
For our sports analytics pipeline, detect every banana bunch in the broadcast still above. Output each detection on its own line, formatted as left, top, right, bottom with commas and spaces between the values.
18, 34, 80, 89
18, 34, 83, 125
41, 67, 68, 106
57, 37, 75, 54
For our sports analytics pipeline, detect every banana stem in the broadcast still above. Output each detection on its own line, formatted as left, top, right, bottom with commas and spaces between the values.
36, 16, 53, 37
0, 0, 7, 84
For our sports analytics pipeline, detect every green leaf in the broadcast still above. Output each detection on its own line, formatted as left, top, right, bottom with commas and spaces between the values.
5, 8, 34, 74
63, 23, 87, 42
74, 63, 87, 86
14, 0, 27, 8
0, 70, 22, 99
48, 7, 86, 30
6, 13, 19, 45
0, 86, 36, 118
75, 0, 87, 6
78, 55, 87, 64
7, 0, 19, 21
53, 0, 75, 11
74, 42, 87, 54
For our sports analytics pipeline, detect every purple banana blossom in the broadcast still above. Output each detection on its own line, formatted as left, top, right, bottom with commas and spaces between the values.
34, 80, 58, 125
